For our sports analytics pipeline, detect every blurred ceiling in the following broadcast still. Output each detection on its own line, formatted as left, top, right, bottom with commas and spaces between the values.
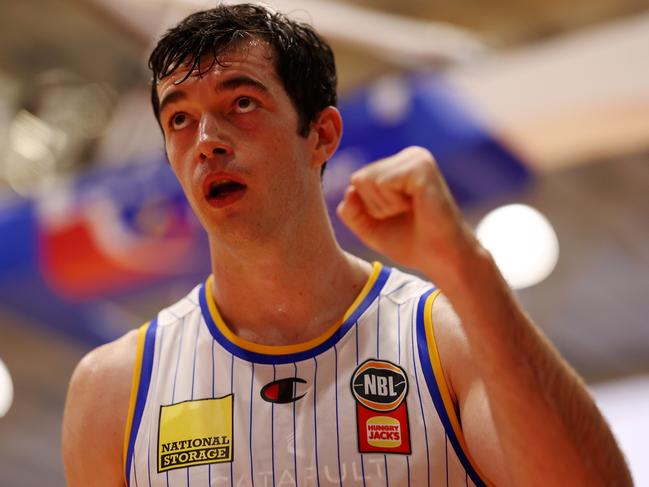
331, 0, 649, 88
348, 0, 648, 42
0, 0, 144, 91
1, 0, 649, 94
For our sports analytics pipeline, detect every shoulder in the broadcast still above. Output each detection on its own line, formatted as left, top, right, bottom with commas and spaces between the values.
70, 327, 141, 391
428, 292, 475, 405
427, 295, 510, 485
62, 327, 142, 486
65, 327, 141, 406
381, 265, 433, 304
380, 266, 469, 382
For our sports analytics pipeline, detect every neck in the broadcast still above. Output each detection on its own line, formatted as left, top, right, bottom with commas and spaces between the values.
208, 203, 372, 346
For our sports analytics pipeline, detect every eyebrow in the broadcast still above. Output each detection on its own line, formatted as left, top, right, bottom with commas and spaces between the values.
157, 75, 269, 118
158, 90, 187, 117
217, 75, 269, 95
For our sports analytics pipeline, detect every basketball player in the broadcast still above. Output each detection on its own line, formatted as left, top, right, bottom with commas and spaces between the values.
62, 4, 631, 486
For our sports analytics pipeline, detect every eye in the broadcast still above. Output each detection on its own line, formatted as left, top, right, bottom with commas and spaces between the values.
233, 96, 258, 114
169, 112, 191, 131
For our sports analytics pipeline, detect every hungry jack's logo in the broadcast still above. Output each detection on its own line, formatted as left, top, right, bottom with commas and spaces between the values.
351, 359, 411, 454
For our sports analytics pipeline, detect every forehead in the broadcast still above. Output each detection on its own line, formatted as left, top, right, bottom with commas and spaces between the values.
156, 39, 279, 96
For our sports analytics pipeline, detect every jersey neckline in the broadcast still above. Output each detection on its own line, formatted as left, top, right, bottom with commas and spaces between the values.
199, 261, 391, 364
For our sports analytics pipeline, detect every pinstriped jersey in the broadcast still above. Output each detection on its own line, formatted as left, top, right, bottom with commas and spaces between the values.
124, 262, 491, 486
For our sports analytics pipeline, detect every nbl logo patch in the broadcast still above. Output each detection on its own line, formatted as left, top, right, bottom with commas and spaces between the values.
351, 359, 411, 454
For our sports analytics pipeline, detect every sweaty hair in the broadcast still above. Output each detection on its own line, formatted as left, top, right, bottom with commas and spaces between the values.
148, 3, 338, 138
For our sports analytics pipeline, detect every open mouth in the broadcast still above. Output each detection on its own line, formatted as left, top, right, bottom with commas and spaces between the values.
206, 179, 247, 208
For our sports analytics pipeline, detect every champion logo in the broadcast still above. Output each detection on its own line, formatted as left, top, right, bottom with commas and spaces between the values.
351, 359, 408, 412
260, 377, 307, 404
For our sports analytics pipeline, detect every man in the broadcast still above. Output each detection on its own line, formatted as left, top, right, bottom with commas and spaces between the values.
62, 4, 632, 486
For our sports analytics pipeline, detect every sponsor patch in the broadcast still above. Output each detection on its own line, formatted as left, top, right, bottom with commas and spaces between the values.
260, 377, 307, 404
158, 395, 233, 472
351, 359, 411, 454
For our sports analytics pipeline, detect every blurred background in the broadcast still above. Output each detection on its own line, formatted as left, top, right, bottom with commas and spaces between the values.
0, 0, 648, 485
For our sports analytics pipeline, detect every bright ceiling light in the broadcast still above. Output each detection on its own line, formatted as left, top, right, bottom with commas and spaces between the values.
0, 357, 13, 418
476, 204, 559, 290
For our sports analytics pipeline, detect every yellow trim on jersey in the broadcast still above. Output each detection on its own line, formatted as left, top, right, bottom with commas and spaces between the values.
122, 322, 150, 473
205, 261, 383, 355
424, 291, 494, 486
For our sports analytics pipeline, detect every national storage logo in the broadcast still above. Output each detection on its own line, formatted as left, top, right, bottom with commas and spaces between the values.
160, 435, 231, 470
158, 395, 234, 472
351, 359, 408, 411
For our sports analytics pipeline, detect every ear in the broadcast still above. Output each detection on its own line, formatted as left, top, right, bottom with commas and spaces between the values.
309, 106, 343, 169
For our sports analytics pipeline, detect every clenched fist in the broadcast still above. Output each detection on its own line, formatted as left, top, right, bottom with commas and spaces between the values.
337, 146, 483, 284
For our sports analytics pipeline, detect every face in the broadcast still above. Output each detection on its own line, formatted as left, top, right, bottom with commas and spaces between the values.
156, 40, 332, 246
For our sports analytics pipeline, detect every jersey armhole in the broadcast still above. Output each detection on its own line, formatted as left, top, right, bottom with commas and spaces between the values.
122, 319, 158, 486
416, 290, 493, 487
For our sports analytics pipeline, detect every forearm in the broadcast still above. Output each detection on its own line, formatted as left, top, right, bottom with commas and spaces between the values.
424, 245, 632, 486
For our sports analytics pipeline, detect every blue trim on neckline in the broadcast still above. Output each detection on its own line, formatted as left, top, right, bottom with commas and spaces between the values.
415, 291, 488, 487
200, 266, 391, 364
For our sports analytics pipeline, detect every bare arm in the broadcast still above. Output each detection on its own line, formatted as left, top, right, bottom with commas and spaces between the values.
432, 285, 630, 486
337, 146, 632, 485
62, 330, 138, 487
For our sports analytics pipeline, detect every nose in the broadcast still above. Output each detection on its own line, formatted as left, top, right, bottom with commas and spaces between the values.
195, 113, 233, 162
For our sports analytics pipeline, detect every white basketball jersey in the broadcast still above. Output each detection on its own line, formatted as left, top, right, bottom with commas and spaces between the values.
124, 262, 491, 486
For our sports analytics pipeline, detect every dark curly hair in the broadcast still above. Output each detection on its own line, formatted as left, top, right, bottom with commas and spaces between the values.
148, 3, 338, 139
